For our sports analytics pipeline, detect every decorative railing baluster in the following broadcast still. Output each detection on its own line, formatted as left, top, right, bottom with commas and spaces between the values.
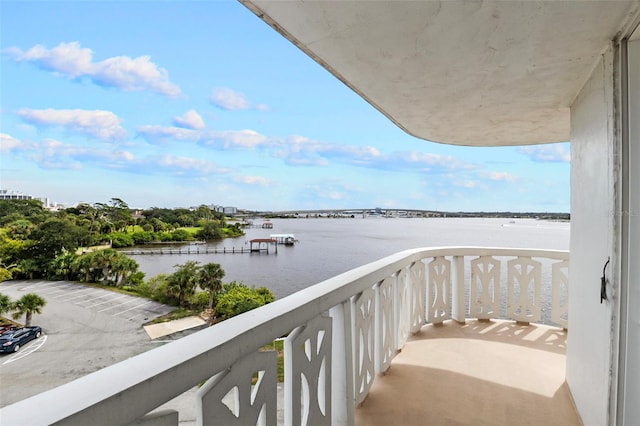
329, 301, 355, 426
197, 351, 278, 426
552, 260, 570, 328
470, 256, 501, 319
428, 256, 451, 324
285, 315, 333, 426
451, 255, 466, 323
376, 278, 395, 374
409, 261, 426, 333
396, 267, 411, 349
352, 287, 376, 405
507, 257, 542, 323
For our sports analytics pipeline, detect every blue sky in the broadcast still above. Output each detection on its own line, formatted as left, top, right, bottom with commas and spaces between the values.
0, 1, 570, 212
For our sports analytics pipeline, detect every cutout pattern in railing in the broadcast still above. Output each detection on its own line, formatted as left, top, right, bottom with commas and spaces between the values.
197, 350, 277, 426
377, 277, 395, 374
285, 315, 332, 426
428, 256, 451, 324
470, 256, 501, 319
409, 261, 426, 333
396, 267, 411, 349
552, 260, 570, 328
353, 287, 376, 405
507, 257, 542, 323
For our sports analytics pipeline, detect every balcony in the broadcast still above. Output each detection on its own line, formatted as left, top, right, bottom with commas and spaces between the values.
0, 247, 575, 425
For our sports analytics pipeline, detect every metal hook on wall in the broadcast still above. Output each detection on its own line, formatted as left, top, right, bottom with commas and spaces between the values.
601, 257, 610, 304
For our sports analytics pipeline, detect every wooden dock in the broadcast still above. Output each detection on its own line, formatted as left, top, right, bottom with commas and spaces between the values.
120, 245, 274, 255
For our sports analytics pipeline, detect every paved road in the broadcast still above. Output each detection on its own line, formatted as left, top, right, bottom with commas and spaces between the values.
0, 280, 175, 407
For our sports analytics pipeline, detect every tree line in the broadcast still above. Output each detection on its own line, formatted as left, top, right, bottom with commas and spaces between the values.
0, 198, 273, 323
0, 198, 243, 281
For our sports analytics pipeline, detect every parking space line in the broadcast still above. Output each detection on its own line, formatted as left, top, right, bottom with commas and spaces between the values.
35, 283, 79, 295
112, 300, 153, 316
16, 281, 50, 290
85, 293, 130, 308
61, 288, 106, 302
2, 335, 48, 365
97, 297, 140, 312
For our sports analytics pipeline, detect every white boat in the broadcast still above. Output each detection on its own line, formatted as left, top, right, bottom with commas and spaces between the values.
270, 233, 297, 245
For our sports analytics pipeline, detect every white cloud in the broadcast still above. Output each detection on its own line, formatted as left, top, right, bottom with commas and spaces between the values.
137, 122, 476, 176
519, 144, 570, 163
487, 171, 515, 182
210, 87, 267, 111
153, 155, 230, 175
0, 133, 21, 152
201, 129, 270, 149
4, 134, 229, 178
173, 110, 205, 130
137, 125, 201, 143
233, 175, 270, 186
22, 138, 134, 170
17, 108, 127, 141
5, 42, 181, 98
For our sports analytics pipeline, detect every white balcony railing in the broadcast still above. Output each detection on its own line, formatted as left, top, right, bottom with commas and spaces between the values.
0, 247, 569, 426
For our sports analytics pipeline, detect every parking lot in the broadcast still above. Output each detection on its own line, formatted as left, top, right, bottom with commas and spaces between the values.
0, 280, 175, 406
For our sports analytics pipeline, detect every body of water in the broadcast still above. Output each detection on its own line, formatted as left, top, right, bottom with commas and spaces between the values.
128, 217, 570, 299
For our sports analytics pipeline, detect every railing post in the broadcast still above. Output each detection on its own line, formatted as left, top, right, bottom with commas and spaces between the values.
329, 301, 355, 426
452, 255, 466, 323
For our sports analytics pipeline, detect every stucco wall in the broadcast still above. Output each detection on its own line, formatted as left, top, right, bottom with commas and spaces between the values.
622, 37, 640, 425
568, 49, 616, 426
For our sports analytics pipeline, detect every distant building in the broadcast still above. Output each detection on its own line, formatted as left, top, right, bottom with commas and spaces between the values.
0, 189, 33, 201
208, 204, 238, 216
223, 206, 237, 216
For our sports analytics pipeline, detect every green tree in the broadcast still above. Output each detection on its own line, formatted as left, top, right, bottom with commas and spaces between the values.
29, 218, 89, 267
195, 222, 222, 240
17, 258, 39, 280
90, 249, 120, 284
12, 293, 46, 327
214, 283, 275, 319
49, 249, 78, 280
72, 254, 93, 282
111, 255, 139, 286
0, 293, 12, 317
0, 199, 49, 226
5, 219, 36, 239
166, 261, 199, 306
197, 262, 225, 311
0, 268, 12, 282
107, 232, 134, 248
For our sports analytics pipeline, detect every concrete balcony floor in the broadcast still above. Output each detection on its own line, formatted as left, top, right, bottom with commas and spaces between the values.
355, 319, 581, 426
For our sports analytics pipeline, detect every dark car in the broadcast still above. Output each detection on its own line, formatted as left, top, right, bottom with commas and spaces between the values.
0, 326, 43, 353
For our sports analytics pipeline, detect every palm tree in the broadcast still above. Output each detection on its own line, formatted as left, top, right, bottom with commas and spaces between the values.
90, 249, 119, 285
166, 261, 199, 306
17, 258, 39, 280
197, 262, 225, 311
111, 255, 138, 286
0, 293, 12, 318
12, 293, 46, 327
49, 249, 77, 280
72, 254, 93, 282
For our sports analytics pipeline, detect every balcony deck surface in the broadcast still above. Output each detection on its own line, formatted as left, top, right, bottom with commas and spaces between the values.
355, 319, 581, 426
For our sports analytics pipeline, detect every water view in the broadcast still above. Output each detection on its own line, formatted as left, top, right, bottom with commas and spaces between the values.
129, 217, 570, 299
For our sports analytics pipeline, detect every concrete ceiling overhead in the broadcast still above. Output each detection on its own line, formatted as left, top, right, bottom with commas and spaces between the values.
240, 0, 640, 146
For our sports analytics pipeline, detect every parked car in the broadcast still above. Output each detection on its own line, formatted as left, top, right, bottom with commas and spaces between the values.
0, 326, 43, 353
0, 324, 17, 335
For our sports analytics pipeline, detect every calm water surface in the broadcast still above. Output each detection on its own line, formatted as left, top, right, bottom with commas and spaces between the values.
130, 218, 569, 299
